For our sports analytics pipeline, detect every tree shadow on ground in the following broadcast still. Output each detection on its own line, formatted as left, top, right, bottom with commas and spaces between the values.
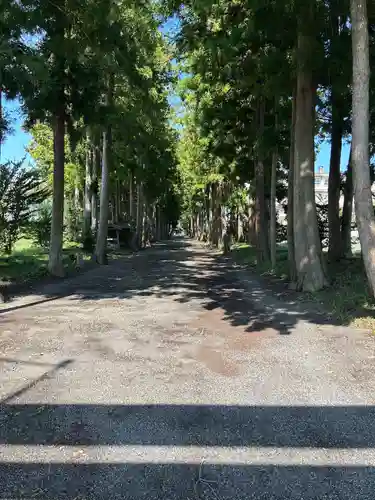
1, 238, 371, 336
1, 242, 375, 498
2, 403, 375, 447
0, 403, 375, 498
2, 463, 373, 499
230, 243, 375, 331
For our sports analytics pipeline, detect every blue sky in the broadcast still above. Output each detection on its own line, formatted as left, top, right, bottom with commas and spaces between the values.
316, 140, 351, 171
2, 98, 31, 163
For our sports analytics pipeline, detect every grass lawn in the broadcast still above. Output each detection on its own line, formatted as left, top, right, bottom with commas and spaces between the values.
231, 242, 290, 278
0, 238, 89, 285
231, 243, 375, 331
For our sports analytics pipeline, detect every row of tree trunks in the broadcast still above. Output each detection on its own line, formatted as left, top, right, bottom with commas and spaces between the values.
186, 1, 374, 301
46, 65, 170, 275
187, 182, 228, 247
288, 0, 374, 297
287, 4, 357, 291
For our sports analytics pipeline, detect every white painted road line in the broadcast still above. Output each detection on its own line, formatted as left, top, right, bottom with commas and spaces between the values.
1, 446, 375, 465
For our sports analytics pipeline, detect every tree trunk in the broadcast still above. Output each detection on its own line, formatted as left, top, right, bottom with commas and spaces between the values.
149, 203, 155, 242
199, 209, 205, 239
156, 205, 161, 240
73, 181, 80, 241
211, 182, 223, 247
328, 5, 344, 261
136, 182, 143, 246
341, 146, 353, 257
255, 97, 270, 263
114, 178, 120, 222
129, 171, 134, 219
293, 23, 328, 292
247, 197, 256, 246
237, 210, 243, 242
270, 149, 277, 269
288, 89, 297, 281
94, 75, 114, 264
94, 128, 110, 264
270, 100, 278, 269
0, 88, 2, 161
91, 138, 99, 233
350, 0, 375, 297
83, 128, 92, 244
48, 108, 65, 277
203, 184, 210, 241
211, 183, 218, 245
142, 197, 149, 247
328, 97, 344, 260
207, 184, 213, 242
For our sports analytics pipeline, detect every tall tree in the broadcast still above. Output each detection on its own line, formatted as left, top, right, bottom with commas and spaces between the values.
270, 148, 278, 269
341, 146, 353, 257
23, 0, 96, 275
49, 96, 65, 276
350, 0, 375, 297
327, 91, 343, 261
91, 135, 100, 233
254, 97, 270, 263
83, 129, 93, 247
94, 75, 113, 264
326, 0, 351, 261
287, 90, 297, 281
293, 6, 328, 291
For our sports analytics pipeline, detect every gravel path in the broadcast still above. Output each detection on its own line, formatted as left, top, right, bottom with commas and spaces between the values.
1, 239, 375, 499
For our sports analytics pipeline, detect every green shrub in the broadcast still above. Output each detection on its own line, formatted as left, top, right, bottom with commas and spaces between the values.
0, 161, 49, 254
26, 202, 52, 248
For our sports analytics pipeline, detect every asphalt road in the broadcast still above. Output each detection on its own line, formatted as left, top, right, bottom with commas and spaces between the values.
1, 239, 375, 499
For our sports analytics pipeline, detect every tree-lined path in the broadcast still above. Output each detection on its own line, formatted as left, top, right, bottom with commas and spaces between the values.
2, 0, 375, 496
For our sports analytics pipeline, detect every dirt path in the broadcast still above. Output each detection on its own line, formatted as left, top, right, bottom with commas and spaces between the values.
1, 239, 375, 499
